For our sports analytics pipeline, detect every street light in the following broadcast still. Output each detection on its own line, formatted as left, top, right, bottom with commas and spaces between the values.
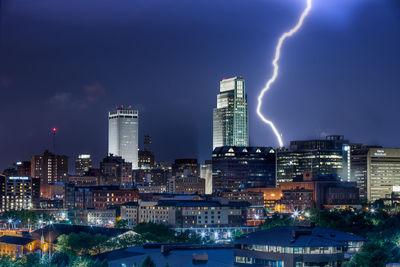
371, 208, 376, 214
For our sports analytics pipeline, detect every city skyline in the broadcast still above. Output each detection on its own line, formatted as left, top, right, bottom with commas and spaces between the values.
1, 0, 400, 171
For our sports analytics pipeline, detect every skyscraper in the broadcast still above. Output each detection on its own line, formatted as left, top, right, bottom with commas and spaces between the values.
213, 76, 248, 149
108, 106, 139, 169
75, 154, 92, 176
276, 135, 351, 185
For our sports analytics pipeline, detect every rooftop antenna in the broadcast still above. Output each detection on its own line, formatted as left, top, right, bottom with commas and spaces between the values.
51, 127, 57, 153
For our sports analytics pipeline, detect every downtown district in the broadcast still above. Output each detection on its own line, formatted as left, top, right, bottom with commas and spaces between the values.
0, 76, 398, 266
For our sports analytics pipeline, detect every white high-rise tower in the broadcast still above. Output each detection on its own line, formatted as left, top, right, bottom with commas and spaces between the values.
108, 106, 139, 169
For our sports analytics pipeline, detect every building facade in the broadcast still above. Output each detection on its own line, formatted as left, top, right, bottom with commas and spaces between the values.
75, 154, 92, 176
234, 226, 365, 267
108, 106, 139, 169
352, 147, 400, 201
213, 76, 248, 149
31, 150, 68, 186
100, 155, 133, 188
212, 146, 276, 192
276, 136, 351, 185
1, 176, 33, 211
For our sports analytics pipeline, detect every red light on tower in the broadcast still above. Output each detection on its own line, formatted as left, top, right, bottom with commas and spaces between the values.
52, 127, 57, 132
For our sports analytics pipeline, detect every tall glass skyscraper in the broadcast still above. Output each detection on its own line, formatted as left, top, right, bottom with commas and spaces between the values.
213, 76, 248, 149
108, 106, 139, 169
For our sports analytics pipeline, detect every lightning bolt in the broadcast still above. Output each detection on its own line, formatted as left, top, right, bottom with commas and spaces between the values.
257, 0, 312, 148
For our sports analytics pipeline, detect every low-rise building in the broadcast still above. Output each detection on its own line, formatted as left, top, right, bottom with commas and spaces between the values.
137, 196, 253, 238
93, 188, 139, 210
68, 209, 116, 226
120, 202, 139, 228
234, 225, 365, 267
0, 236, 39, 257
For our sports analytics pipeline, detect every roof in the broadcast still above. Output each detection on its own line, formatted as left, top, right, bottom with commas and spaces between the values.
235, 226, 365, 247
0, 236, 35, 246
156, 200, 250, 208
121, 201, 139, 206
212, 146, 274, 155
95, 245, 234, 267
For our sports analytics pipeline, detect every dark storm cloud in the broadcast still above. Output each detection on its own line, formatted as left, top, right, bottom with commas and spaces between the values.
49, 82, 106, 110
0, 0, 399, 170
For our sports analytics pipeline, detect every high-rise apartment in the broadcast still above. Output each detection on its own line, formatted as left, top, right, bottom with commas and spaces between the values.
30, 150, 68, 185
213, 76, 248, 149
75, 154, 92, 176
108, 106, 139, 169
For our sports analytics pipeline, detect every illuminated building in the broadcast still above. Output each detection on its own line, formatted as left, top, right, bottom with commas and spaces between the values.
92, 188, 139, 210
351, 147, 400, 201
246, 174, 359, 212
138, 135, 154, 169
1, 176, 33, 211
138, 196, 251, 237
172, 158, 200, 177
100, 154, 132, 188
276, 135, 351, 185
213, 76, 248, 149
174, 176, 205, 194
108, 106, 139, 169
234, 225, 365, 267
212, 146, 276, 192
200, 160, 213, 194
75, 154, 92, 176
30, 150, 68, 186
120, 202, 139, 228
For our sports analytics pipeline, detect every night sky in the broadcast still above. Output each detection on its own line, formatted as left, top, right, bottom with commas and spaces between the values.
0, 0, 399, 171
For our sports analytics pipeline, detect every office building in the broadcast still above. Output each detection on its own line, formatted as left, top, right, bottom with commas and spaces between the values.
276, 135, 351, 185
120, 202, 139, 228
31, 150, 68, 186
174, 176, 205, 194
1, 176, 33, 211
100, 155, 132, 188
138, 196, 251, 237
200, 160, 213, 194
213, 76, 248, 149
234, 225, 365, 267
172, 158, 200, 177
75, 154, 92, 176
212, 146, 276, 192
352, 147, 400, 201
246, 174, 360, 213
92, 188, 139, 210
138, 134, 155, 169
108, 106, 139, 169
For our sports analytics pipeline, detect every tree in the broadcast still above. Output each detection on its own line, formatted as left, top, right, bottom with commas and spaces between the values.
68, 257, 107, 267
140, 256, 156, 267
133, 222, 201, 244
50, 252, 70, 267
56, 232, 109, 256
115, 219, 129, 229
